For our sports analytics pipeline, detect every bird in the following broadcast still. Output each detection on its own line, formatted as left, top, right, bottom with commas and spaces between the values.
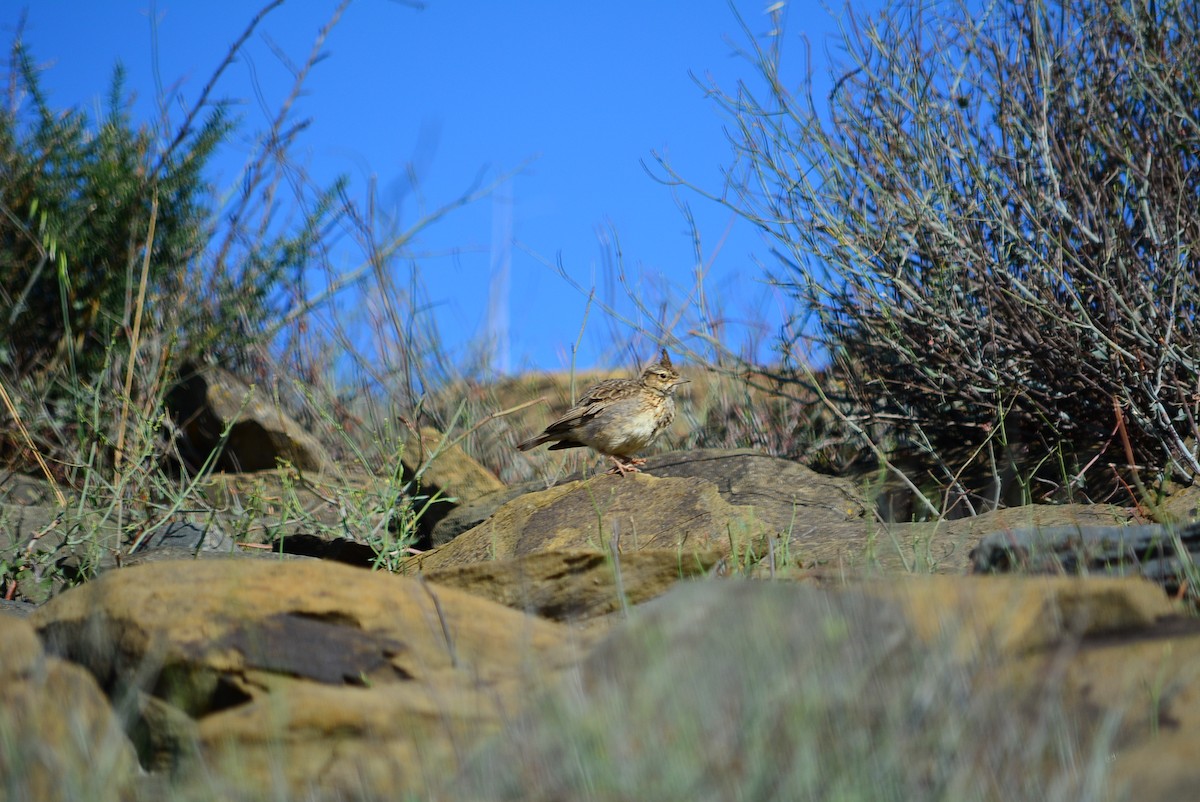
517, 349, 688, 475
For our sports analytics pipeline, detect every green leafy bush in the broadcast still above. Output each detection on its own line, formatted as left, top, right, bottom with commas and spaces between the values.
0, 47, 226, 379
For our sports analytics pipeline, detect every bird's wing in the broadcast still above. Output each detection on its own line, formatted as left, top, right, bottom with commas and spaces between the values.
540, 400, 604, 435
539, 379, 628, 436
578, 378, 634, 402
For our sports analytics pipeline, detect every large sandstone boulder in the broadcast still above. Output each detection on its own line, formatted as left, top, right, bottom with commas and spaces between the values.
641, 448, 866, 530
407, 472, 762, 572
428, 445, 856, 549
31, 559, 577, 800
0, 613, 139, 801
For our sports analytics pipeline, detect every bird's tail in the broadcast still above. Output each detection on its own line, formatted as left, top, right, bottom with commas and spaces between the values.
516, 434, 551, 452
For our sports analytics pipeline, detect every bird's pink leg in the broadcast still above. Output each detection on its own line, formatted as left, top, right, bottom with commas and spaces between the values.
605, 455, 642, 476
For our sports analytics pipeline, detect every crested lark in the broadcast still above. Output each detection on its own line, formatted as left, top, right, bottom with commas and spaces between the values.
518, 349, 688, 475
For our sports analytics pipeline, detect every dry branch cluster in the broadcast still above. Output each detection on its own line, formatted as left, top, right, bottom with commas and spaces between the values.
661, 0, 1200, 511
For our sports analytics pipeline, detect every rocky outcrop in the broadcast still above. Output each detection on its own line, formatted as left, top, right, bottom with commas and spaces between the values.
12, 548, 1200, 799
409, 450, 1146, 592
29, 558, 577, 800
11, 438, 1200, 800
641, 448, 866, 530
407, 471, 762, 572
167, 363, 331, 473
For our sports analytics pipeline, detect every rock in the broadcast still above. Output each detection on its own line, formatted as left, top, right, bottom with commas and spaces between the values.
200, 467, 393, 547
859, 573, 1175, 657
1074, 621, 1200, 800
796, 502, 1139, 575
196, 441, 504, 555
407, 472, 762, 572
970, 520, 1200, 597
424, 548, 724, 621
0, 502, 121, 603
428, 449, 863, 549
444, 579, 950, 799
167, 363, 330, 473
31, 558, 576, 800
0, 610, 42, 676
446, 575, 1193, 800
412, 451, 1135, 583
641, 448, 867, 531
429, 482, 541, 547
0, 598, 35, 617
129, 690, 202, 774
0, 501, 231, 604
1156, 482, 1200, 525
0, 470, 64, 505
131, 519, 232, 554
400, 425, 506, 546
0, 613, 138, 801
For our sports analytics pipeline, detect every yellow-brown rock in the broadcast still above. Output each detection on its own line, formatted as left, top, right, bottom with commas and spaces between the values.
401, 425, 506, 540
167, 364, 331, 473
424, 547, 724, 620
860, 573, 1175, 658
407, 472, 761, 571
30, 558, 578, 800
0, 613, 138, 802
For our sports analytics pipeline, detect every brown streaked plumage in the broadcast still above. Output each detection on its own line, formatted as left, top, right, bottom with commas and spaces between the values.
517, 349, 688, 475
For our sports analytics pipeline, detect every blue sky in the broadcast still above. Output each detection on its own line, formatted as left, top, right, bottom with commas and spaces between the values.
8, 1, 881, 373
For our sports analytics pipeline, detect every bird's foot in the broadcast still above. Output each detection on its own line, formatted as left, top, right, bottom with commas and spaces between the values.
605, 456, 642, 476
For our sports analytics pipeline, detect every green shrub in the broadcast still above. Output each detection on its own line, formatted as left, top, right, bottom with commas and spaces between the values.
0, 46, 226, 380
0, 27, 359, 478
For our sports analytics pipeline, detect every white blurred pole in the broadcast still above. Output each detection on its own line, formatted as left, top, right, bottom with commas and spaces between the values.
485, 181, 512, 375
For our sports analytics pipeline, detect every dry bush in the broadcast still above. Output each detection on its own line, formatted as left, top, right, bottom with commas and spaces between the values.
653, 0, 1200, 515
